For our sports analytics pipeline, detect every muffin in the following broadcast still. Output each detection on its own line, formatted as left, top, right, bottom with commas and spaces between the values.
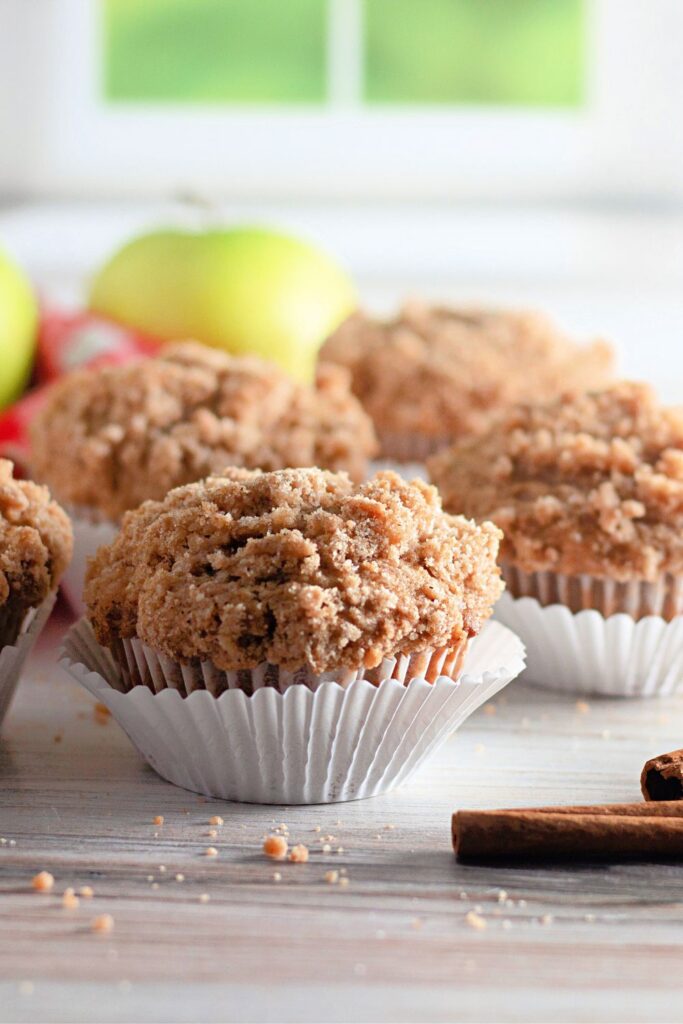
0, 459, 72, 726
321, 302, 614, 462
30, 341, 377, 612
32, 341, 377, 521
85, 467, 503, 689
61, 469, 525, 803
429, 382, 683, 696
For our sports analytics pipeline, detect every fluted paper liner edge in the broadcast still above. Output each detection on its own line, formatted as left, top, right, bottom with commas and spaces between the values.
0, 592, 56, 729
495, 570, 683, 697
60, 618, 525, 804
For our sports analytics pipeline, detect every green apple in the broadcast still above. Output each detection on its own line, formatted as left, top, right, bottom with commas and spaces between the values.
88, 227, 356, 382
0, 248, 37, 409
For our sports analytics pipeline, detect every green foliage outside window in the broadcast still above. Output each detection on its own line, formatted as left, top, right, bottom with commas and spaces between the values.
104, 0, 584, 108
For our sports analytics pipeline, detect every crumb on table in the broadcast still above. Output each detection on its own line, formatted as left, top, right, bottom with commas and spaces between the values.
31, 871, 54, 893
62, 888, 79, 910
263, 835, 289, 861
91, 914, 114, 934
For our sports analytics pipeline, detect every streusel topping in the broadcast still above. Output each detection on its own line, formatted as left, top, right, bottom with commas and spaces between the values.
31, 342, 377, 522
321, 303, 614, 456
0, 460, 73, 611
85, 468, 502, 672
428, 382, 683, 581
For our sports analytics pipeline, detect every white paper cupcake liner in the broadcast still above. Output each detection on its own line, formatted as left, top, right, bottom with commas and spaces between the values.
495, 568, 683, 697
60, 619, 525, 804
108, 634, 470, 694
60, 508, 117, 618
0, 592, 56, 729
502, 564, 683, 620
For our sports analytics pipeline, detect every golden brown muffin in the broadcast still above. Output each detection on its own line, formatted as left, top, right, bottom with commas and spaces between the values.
31, 342, 377, 522
321, 302, 614, 461
85, 467, 503, 674
0, 459, 72, 635
429, 382, 683, 583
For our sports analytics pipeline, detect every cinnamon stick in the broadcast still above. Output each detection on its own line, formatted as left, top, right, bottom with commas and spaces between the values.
452, 803, 683, 863
641, 749, 683, 801
505, 801, 683, 817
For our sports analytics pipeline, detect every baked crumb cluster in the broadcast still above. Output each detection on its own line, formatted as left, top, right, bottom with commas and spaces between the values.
0, 460, 72, 614
85, 467, 503, 673
30, 342, 377, 522
321, 303, 614, 458
429, 382, 683, 581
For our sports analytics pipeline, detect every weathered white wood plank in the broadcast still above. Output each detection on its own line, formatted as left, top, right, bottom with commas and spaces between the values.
2, 610, 683, 1023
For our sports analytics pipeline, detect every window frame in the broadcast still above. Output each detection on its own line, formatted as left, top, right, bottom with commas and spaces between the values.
3, 0, 683, 202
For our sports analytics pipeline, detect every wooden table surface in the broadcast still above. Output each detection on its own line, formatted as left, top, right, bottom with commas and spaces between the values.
2, 609, 683, 1024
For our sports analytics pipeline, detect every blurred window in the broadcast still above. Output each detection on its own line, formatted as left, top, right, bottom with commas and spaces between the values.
8, 0, 680, 202
364, 0, 584, 107
104, 0, 328, 104
103, 0, 584, 109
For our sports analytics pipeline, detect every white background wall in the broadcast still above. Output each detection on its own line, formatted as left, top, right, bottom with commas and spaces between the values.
2, 0, 683, 203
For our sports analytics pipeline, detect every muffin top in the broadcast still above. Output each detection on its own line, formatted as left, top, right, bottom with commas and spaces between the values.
85, 467, 503, 673
321, 303, 614, 453
428, 382, 683, 582
30, 342, 377, 522
0, 460, 73, 613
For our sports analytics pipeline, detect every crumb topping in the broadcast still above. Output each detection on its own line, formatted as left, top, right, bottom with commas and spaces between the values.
321, 303, 614, 455
62, 888, 79, 910
91, 914, 114, 934
30, 342, 377, 522
263, 835, 289, 860
429, 382, 683, 580
0, 460, 72, 613
31, 871, 54, 892
85, 467, 502, 673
